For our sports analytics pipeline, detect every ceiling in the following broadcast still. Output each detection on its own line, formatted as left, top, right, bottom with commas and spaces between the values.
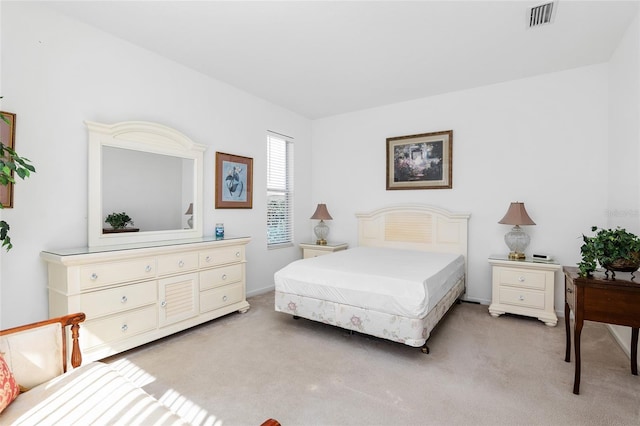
43, 1, 638, 119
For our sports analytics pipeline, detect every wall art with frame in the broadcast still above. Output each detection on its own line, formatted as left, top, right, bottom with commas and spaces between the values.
386, 130, 452, 190
0, 112, 16, 207
215, 152, 253, 209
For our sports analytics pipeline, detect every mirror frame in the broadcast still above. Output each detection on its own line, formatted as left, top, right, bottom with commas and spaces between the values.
87, 120, 206, 248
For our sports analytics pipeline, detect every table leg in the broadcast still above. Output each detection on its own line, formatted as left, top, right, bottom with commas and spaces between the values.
632, 328, 638, 376
564, 302, 571, 362
573, 319, 583, 395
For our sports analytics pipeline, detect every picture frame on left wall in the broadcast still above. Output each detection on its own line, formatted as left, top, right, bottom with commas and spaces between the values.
0, 112, 16, 207
215, 152, 253, 209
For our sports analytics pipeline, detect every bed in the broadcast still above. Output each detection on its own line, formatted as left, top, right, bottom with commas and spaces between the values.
274, 204, 470, 353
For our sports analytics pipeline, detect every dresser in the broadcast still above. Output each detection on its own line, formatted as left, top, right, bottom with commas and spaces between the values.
299, 242, 348, 259
41, 236, 250, 362
488, 255, 561, 326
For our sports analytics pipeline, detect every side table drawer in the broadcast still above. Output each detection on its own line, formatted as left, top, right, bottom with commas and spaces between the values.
565, 276, 575, 311
80, 281, 157, 319
82, 305, 157, 349
304, 249, 331, 259
499, 287, 545, 309
497, 268, 547, 290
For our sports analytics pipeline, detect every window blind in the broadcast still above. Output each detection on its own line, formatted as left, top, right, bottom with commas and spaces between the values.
267, 133, 293, 246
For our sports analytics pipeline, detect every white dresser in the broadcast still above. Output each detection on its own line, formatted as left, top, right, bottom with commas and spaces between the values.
41, 236, 251, 362
488, 255, 561, 326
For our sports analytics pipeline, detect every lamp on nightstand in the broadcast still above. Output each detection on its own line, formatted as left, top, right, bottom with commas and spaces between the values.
185, 203, 193, 229
498, 202, 536, 260
310, 203, 332, 245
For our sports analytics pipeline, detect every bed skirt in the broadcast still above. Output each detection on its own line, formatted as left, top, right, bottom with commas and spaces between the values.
275, 277, 465, 348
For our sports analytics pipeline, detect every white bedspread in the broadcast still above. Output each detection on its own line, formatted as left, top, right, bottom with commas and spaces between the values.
274, 246, 465, 318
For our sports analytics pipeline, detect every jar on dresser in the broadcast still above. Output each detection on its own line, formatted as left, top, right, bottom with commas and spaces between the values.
41, 236, 251, 363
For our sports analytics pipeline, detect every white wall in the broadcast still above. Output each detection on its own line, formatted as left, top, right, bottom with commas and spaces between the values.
0, 2, 312, 328
607, 10, 640, 356
312, 64, 610, 311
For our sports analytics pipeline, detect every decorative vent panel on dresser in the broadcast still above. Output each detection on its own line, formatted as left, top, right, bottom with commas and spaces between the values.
41, 236, 250, 362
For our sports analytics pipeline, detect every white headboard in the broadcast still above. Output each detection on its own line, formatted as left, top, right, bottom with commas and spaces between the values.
356, 205, 471, 261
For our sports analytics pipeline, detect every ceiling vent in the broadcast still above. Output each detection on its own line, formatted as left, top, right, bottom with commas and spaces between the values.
528, 2, 556, 28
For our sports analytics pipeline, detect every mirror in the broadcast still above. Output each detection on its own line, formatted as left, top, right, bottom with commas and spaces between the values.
87, 121, 206, 248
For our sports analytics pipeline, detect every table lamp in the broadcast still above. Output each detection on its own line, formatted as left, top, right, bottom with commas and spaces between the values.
185, 203, 193, 229
498, 202, 536, 260
310, 203, 332, 245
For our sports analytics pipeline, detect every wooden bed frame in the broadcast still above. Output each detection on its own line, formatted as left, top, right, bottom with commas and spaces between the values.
275, 204, 470, 353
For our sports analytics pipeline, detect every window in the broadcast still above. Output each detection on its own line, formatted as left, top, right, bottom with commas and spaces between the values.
267, 133, 293, 247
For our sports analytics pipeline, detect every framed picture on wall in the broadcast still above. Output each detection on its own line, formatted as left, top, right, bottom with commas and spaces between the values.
0, 112, 16, 208
386, 130, 453, 190
215, 152, 253, 209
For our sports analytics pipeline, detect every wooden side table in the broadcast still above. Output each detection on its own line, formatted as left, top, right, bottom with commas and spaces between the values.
563, 266, 640, 394
299, 242, 348, 259
488, 255, 560, 326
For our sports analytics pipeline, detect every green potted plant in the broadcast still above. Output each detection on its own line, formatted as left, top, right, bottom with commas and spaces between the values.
105, 212, 134, 230
0, 110, 36, 251
578, 226, 640, 278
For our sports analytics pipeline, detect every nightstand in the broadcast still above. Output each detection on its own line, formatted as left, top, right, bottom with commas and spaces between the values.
299, 242, 348, 259
488, 255, 561, 326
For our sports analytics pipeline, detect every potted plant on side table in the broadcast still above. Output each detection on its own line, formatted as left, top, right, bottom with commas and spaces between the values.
578, 226, 640, 279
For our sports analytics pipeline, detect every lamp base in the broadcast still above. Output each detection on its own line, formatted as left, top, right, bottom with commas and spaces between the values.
508, 251, 526, 260
314, 220, 329, 247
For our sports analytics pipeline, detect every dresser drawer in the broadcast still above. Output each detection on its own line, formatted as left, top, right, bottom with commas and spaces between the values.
497, 267, 547, 290
156, 252, 199, 276
80, 281, 157, 319
200, 282, 243, 313
200, 246, 244, 268
499, 287, 545, 309
82, 305, 157, 349
79, 258, 155, 289
199, 264, 243, 291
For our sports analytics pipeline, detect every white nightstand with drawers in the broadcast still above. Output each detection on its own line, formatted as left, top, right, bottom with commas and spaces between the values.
299, 242, 348, 259
488, 255, 561, 326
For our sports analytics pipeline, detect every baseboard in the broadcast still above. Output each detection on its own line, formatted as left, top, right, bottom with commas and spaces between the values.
462, 295, 491, 305
608, 324, 632, 358
247, 285, 276, 298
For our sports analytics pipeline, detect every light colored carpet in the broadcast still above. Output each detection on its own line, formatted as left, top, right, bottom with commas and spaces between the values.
104, 291, 640, 426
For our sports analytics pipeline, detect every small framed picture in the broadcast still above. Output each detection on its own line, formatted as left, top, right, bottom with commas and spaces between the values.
215, 152, 253, 209
0, 112, 16, 207
386, 130, 452, 190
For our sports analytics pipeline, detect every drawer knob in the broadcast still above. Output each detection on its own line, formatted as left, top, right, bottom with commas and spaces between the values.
161, 300, 167, 308
145, 265, 152, 272
178, 260, 185, 267
222, 274, 227, 280
518, 276, 525, 282
222, 295, 228, 302
121, 324, 128, 332
518, 295, 525, 301
567, 287, 573, 294
90, 273, 98, 280
206, 256, 212, 262
121, 296, 128, 304
235, 251, 240, 257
